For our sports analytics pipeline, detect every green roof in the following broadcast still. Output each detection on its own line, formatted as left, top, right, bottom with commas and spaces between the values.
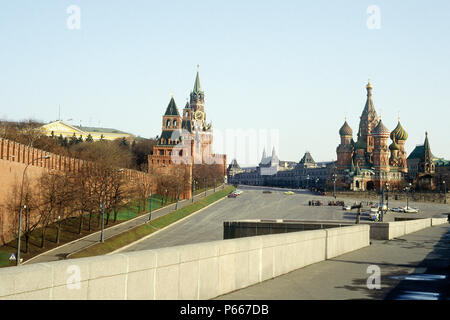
164, 97, 180, 116
75, 126, 130, 135
193, 71, 203, 94
157, 130, 182, 145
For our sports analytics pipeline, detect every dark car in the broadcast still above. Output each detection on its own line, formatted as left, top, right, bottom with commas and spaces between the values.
228, 192, 237, 198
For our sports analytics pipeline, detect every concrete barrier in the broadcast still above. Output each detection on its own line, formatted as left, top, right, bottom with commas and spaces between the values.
363, 218, 433, 240
0, 224, 370, 300
431, 217, 449, 226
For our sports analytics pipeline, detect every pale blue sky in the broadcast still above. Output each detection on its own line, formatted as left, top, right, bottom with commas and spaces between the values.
0, 1, 449, 165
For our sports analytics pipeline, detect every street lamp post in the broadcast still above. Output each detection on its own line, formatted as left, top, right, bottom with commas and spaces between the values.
405, 183, 412, 210
175, 183, 180, 210
386, 183, 390, 212
380, 185, 385, 222
332, 174, 337, 199
204, 177, 207, 197
192, 179, 195, 203
443, 180, 447, 204
17, 154, 50, 266
306, 175, 310, 189
214, 178, 216, 193
148, 187, 153, 221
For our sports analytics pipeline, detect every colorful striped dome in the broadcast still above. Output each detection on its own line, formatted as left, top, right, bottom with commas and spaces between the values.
372, 120, 390, 137
339, 121, 353, 136
390, 121, 408, 141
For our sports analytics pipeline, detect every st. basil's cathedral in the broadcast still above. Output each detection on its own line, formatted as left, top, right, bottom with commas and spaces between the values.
336, 81, 410, 191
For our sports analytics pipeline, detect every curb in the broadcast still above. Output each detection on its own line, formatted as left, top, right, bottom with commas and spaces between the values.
109, 194, 229, 255
23, 186, 223, 264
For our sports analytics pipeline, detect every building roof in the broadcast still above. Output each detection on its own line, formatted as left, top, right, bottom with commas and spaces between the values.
390, 120, 408, 141
372, 120, 390, 136
192, 71, 203, 95
299, 152, 316, 165
157, 130, 182, 145
361, 81, 377, 119
164, 97, 181, 116
339, 121, 353, 136
74, 125, 130, 135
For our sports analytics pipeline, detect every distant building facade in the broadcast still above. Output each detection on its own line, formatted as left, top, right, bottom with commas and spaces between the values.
228, 149, 333, 189
41, 120, 134, 141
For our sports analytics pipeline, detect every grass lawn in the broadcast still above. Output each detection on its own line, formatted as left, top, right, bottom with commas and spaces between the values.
70, 186, 235, 259
0, 194, 169, 268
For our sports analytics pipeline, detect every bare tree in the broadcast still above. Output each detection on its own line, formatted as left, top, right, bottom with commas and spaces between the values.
6, 178, 40, 253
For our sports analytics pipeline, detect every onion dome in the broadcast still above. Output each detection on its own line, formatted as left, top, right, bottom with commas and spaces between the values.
390, 121, 408, 141
389, 140, 400, 151
372, 120, 390, 137
339, 121, 353, 136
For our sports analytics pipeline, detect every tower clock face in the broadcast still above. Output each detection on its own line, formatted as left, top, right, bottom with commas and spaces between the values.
194, 110, 205, 121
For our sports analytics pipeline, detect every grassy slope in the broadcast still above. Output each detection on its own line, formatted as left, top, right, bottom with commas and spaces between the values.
70, 186, 235, 259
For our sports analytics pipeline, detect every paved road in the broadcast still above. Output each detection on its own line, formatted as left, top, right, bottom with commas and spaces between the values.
25, 185, 225, 264
217, 223, 450, 300
123, 185, 449, 252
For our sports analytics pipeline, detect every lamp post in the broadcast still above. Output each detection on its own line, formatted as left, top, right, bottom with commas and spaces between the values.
385, 183, 390, 212
175, 183, 180, 210
148, 187, 153, 221
204, 177, 207, 197
405, 182, 412, 210
17, 154, 50, 266
192, 179, 196, 203
443, 180, 447, 204
214, 178, 216, 193
380, 185, 385, 222
332, 174, 337, 199
306, 175, 310, 190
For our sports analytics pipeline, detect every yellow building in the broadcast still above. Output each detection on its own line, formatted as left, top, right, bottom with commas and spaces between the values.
40, 120, 134, 141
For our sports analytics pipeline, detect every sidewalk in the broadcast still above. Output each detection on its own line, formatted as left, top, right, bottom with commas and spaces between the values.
25, 185, 226, 264
217, 223, 450, 300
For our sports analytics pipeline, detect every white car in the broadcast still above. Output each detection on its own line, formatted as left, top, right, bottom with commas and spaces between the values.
234, 190, 243, 195
391, 207, 404, 212
403, 207, 419, 213
343, 206, 352, 211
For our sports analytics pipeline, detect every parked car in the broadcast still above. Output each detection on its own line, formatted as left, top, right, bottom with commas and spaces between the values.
228, 192, 237, 198
284, 191, 294, 195
403, 207, 419, 213
391, 207, 404, 212
343, 205, 352, 211
263, 190, 272, 194
234, 190, 243, 195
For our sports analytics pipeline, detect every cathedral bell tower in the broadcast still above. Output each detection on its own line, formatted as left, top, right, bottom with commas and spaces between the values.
358, 81, 379, 154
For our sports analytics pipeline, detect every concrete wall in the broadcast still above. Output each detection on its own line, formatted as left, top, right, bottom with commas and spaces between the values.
363, 218, 435, 240
0, 224, 370, 300
431, 217, 448, 226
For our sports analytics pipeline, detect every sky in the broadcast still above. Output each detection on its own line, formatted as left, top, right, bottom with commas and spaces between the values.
0, 0, 449, 166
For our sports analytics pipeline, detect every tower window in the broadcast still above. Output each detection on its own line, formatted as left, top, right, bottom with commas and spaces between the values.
166, 120, 171, 128
173, 120, 177, 127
